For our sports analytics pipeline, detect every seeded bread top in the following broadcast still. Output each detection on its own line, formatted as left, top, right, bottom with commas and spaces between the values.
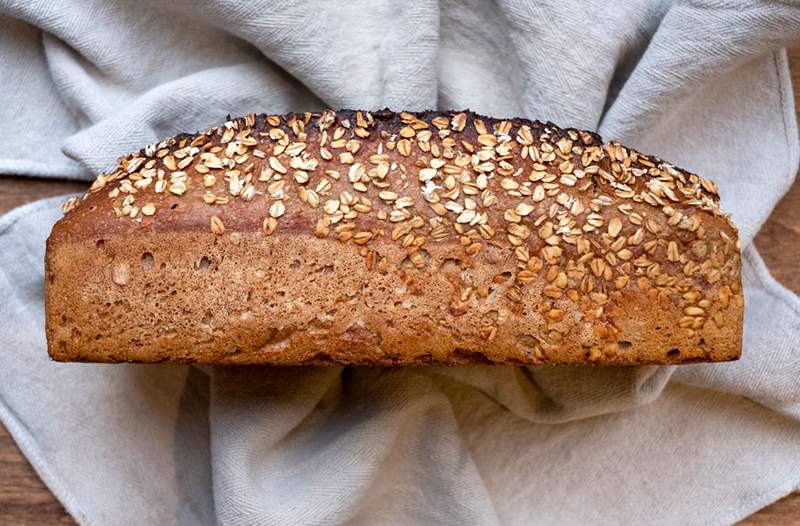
55, 109, 741, 341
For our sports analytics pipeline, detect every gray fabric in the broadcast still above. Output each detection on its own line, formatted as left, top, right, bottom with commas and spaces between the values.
0, 1, 799, 524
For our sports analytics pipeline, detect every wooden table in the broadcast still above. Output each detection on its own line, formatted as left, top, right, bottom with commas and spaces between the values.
1, 54, 799, 526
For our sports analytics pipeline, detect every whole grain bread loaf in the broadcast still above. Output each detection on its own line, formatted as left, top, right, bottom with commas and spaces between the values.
45, 109, 743, 365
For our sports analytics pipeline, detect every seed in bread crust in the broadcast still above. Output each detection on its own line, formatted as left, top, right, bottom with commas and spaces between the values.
210, 215, 225, 235
112, 262, 129, 286
269, 201, 285, 218
263, 217, 277, 235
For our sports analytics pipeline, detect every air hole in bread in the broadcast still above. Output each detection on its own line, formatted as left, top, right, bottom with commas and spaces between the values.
159, 327, 177, 337
619, 340, 632, 351
497, 271, 513, 282
484, 310, 499, 323
290, 259, 301, 269
311, 352, 334, 364
307, 318, 329, 331
487, 287, 498, 301
259, 328, 292, 352
58, 341, 66, 354
170, 203, 179, 210
516, 335, 540, 348
141, 252, 154, 269
383, 352, 402, 364
441, 258, 460, 273
321, 265, 334, 274
415, 353, 433, 364
96, 239, 105, 249
197, 257, 210, 271
667, 348, 680, 358
60, 314, 67, 326
343, 324, 382, 347
452, 348, 494, 364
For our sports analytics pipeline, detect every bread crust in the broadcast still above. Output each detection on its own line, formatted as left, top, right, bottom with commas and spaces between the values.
45, 110, 743, 365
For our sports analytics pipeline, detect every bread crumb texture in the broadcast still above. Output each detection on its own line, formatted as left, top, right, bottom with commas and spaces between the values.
46, 109, 743, 365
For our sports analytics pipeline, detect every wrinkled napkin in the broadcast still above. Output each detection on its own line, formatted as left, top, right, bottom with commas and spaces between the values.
1, 1, 800, 525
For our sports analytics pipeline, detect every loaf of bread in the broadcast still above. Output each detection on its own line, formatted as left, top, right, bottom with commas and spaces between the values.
45, 109, 743, 365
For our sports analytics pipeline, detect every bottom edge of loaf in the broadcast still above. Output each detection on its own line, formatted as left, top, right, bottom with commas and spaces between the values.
47, 349, 741, 366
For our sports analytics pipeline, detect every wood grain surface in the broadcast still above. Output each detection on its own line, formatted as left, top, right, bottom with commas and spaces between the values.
0, 50, 798, 526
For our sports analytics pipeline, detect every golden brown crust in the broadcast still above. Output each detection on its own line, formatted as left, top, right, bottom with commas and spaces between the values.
46, 109, 743, 365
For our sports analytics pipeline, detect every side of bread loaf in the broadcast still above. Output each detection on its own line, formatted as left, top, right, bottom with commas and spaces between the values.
45, 109, 743, 365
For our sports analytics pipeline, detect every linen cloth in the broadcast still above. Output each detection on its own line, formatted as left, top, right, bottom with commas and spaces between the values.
1, 1, 799, 524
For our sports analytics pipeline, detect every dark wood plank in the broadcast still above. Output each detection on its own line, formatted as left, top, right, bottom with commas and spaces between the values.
0, 47, 799, 526
0, 425, 74, 525
742, 495, 800, 526
0, 177, 86, 216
